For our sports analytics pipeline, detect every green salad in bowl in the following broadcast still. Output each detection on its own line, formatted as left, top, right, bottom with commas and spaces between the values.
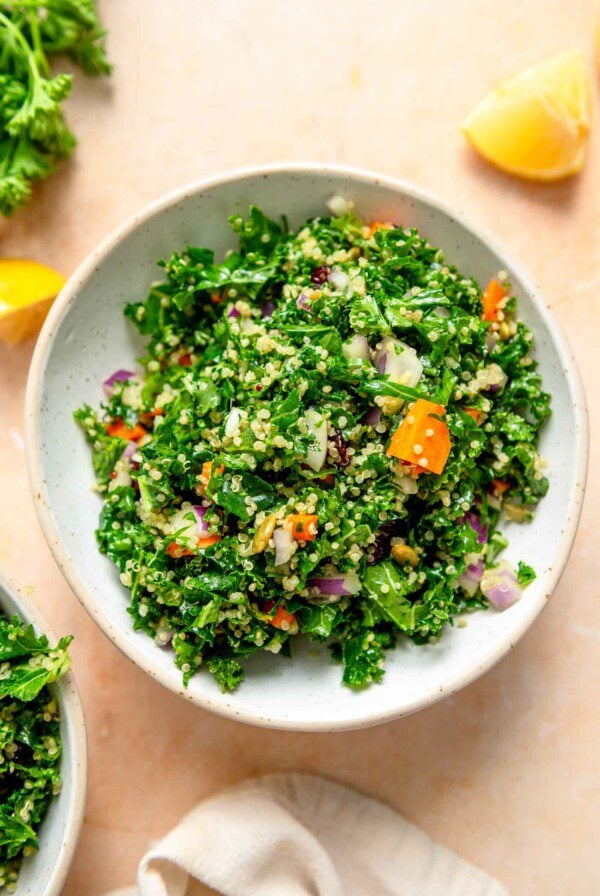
75, 198, 549, 693
0, 614, 71, 892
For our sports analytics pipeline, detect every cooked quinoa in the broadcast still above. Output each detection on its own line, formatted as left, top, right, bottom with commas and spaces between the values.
75, 199, 549, 691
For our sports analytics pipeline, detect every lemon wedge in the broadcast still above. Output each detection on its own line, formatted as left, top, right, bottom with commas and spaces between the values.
463, 48, 591, 181
0, 259, 65, 346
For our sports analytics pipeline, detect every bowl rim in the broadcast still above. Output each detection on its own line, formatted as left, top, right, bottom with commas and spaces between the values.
0, 573, 87, 895
24, 162, 589, 731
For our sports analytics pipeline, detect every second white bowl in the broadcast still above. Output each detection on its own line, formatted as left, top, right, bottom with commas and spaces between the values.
0, 577, 86, 896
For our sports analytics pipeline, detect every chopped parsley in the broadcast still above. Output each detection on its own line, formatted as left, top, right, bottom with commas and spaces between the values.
0, 614, 72, 890
75, 201, 549, 692
0, 1, 111, 217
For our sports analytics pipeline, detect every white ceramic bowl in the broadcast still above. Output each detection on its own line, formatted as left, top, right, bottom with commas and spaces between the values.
25, 164, 587, 731
0, 576, 86, 895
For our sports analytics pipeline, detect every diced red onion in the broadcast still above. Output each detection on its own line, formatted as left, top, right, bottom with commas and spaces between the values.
103, 369, 134, 395
342, 334, 370, 362
227, 307, 240, 319
261, 300, 275, 318
457, 559, 484, 596
363, 407, 381, 426
304, 408, 328, 472
480, 562, 521, 610
466, 559, 485, 579
296, 292, 311, 311
191, 505, 210, 533
121, 441, 138, 461
373, 339, 423, 387
461, 512, 487, 544
273, 527, 295, 566
307, 571, 361, 597
463, 511, 488, 544
169, 505, 212, 540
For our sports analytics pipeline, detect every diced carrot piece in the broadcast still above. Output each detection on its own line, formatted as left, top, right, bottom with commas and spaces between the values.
263, 602, 297, 631
285, 513, 319, 542
202, 460, 225, 481
210, 292, 223, 304
387, 399, 451, 475
178, 353, 192, 366
106, 419, 146, 441
166, 533, 221, 558
206, 460, 225, 477
464, 407, 482, 423
482, 279, 506, 323
196, 460, 225, 495
368, 221, 393, 237
196, 534, 221, 549
139, 407, 164, 426
492, 478, 510, 495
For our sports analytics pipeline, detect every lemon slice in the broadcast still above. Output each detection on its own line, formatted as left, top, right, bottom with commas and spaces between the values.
463, 49, 591, 181
0, 259, 65, 346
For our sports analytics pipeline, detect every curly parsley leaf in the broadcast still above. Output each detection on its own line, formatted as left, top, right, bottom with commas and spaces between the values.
0, 611, 72, 880
0, 2, 110, 216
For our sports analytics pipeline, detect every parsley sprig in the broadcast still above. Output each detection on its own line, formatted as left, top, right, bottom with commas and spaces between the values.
0, 0, 110, 216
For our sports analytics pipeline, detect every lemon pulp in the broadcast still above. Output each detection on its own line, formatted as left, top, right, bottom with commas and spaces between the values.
0, 259, 65, 345
463, 48, 591, 181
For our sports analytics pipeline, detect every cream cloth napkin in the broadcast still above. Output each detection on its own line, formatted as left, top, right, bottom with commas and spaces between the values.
109, 773, 508, 896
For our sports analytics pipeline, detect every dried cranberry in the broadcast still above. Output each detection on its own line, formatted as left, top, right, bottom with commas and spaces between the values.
331, 428, 350, 467
367, 519, 403, 565
10, 742, 32, 765
255, 384, 263, 392
310, 265, 331, 285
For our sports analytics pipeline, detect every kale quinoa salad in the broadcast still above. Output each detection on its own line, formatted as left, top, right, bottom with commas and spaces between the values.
75, 197, 550, 693
0, 614, 71, 892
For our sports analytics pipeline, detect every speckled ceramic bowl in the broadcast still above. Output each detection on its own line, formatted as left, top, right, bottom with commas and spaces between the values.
0, 576, 86, 896
25, 164, 588, 731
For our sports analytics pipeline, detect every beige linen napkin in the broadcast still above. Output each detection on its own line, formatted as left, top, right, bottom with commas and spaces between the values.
108, 773, 508, 896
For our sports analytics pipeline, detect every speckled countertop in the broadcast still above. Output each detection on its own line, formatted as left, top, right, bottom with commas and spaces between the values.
0, 2, 599, 894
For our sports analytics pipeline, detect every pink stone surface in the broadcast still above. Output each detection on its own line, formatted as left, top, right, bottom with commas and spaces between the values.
0, 2, 599, 894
